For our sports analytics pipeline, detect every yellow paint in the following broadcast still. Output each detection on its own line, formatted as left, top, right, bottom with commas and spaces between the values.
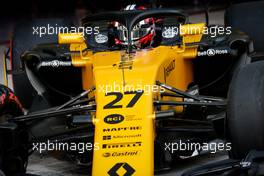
58, 22, 205, 175
2, 53, 8, 86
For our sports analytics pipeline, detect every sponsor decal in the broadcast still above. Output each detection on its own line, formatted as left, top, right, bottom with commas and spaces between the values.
103, 126, 142, 132
108, 163, 135, 176
95, 34, 108, 43
40, 60, 72, 67
103, 134, 142, 140
118, 61, 133, 69
164, 59, 175, 82
103, 135, 111, 140
125, 115, 142, 121
103, 151, 140, 157
104, 114, 124, 124
113, 134, 141, 139
162, 27, 177, 38
102, 142, 142, 149
198, 49, 228, 57
103, 152, 111, 157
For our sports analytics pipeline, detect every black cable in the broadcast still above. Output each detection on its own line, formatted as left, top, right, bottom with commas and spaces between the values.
57, 87, 95, 110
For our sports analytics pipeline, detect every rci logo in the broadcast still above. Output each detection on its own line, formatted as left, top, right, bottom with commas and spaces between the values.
104, 114, 124, 124
108, 162, 135, 176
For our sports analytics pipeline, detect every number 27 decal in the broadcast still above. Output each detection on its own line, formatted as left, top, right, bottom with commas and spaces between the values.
103, 91, 144, 109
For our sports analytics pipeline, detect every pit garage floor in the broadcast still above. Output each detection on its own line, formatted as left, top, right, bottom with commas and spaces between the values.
0, 10, 227, 176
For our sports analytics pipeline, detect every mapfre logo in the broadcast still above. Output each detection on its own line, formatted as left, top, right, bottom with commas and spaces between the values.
103, 126, 142, 132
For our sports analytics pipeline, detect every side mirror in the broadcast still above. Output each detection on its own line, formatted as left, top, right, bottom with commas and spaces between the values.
180, 23, 205, 36
58, 33, 85, 44
58, 33, 91, 67
176, 23, 205, 57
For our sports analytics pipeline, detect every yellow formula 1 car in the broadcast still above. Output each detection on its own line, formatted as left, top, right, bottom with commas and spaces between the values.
0, 6, 261, 176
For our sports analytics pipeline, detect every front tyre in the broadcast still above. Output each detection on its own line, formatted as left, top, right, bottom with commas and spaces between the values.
227, 61, 264, 159
0, 84, 28, 175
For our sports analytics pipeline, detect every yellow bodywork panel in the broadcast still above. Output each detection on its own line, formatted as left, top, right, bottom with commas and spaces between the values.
58, 23, 204, 175
2, 53, 8, 86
